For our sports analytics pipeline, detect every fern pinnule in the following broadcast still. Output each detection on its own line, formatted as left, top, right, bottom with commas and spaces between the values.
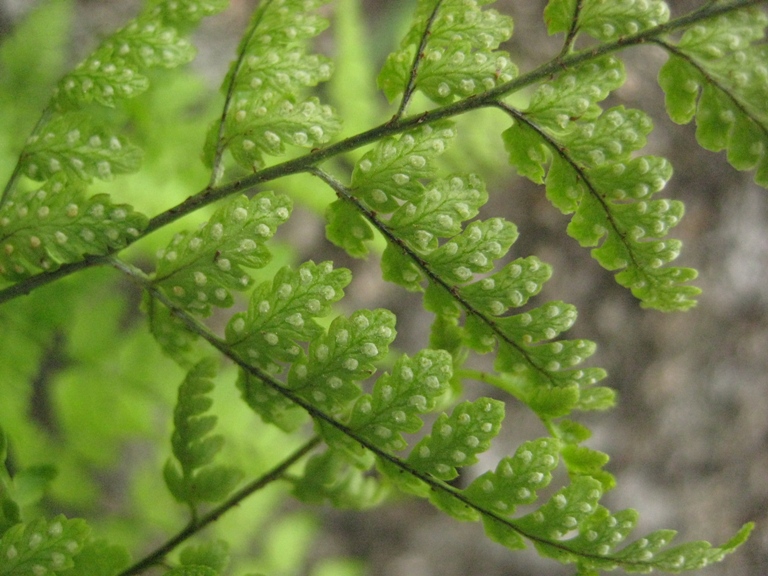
657, 6, 768, 186
501, 74, 696, 311
237, 306, 396, 431
545, 0, 670, 42
0, 514, 91, 574
0, 184, 147, 281
164, 359, 243, 510
207, 0, 339, 176
407, 397, 504, 481
226, 260, 351, 369
19, 114, 143, 185
379, 0, 516, 108
152, 191, 292, 315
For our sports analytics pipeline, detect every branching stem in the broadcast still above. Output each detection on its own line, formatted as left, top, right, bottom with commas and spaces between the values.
309, 167, 558, 387
107, 254, 670, 573
113, 428, 320, 575
206, 1, 275, 187
392, 0, 445, 121
557, 0, 584, 58
0, 0, 765, 305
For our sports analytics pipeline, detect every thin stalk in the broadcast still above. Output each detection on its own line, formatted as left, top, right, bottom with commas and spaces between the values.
206, 1, 276, 187
392, 0, 445, 121
117, 436, 321, 576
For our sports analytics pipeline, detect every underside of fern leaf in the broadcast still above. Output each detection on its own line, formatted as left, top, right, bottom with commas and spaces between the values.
1, 0, 766, 575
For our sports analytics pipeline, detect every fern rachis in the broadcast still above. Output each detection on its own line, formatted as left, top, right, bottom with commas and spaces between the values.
1, 1, 766, 575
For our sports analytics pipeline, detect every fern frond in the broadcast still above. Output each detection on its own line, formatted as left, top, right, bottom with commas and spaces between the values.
343, 349, 453, 454
236, 290, 395, 430
317, 136, 609, 421
137, 252, 753, 575
379, 0, 516, 108
0, 514, 91, 575
292, 450, 389, 509
379, 430, 751, 574
657, 5, 768, 186
545, 0, 670, 42
0, 184, 147, 281
501, 59, 697, 311
152, 192, 292, 315
407, 397, 503, 481
226, 260, 350, 370
53, 8, 206, 109
20, 114, 143, 184
207, 0, 339, 175
164, 359, 243, 509
0, 2, 221, 278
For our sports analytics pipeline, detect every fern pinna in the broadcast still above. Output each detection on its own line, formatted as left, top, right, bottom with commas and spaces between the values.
0, 0, 766, 575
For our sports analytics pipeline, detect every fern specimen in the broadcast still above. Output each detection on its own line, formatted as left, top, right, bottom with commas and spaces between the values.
1, 0, 767, 575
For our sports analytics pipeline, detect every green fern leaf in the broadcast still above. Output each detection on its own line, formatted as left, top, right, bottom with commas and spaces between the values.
179, 540, 229, 573
345, 349, 453, 454
238, 308, 395, 430
561, 444, 614, 491
464, 438, 560, 516
340, 137, 607, 416
0, 185, 147, 281
388, 173, 488, 249
460, 257, 553, 324
211, 0, 339, 172
224, 96, 340, 171
292, 450, 389, 509
20, 114, 142, 183
325, 199, 375, 258
146, 0, 229, 27
351, 122, 457, 213
164, 359, 243, 507
515, 475, 605, 550
53, 8, 208, 109
545, 0, 670, 42
99, 17, 198, 70
60, 539, 131, 576
0, 515, 91, 575
232, 48, 332, 96
291, 309, 396, 415
407, 398, 503, 481
379, 0, 516, 104
153, 192, 291, 315
526, 56, 626, 131
55, 58, 149, 109
506, 83, 698, 310
638, 523, 754, 572
657, 7, 768, 186
226, 260, 351, 371
426, 218, 519, 290
228, 260, 351, 429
